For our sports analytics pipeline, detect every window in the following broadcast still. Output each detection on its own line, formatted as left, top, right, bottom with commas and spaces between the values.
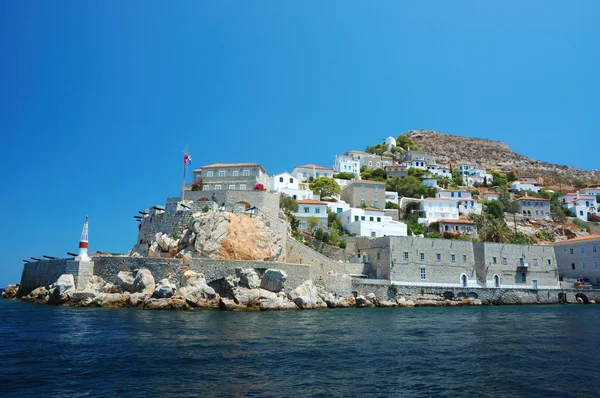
436, 253, 441, 262
533, 258, 538, 266
315, 208, 320, 214
520, 272, 527, 283
354, 216, 359, 222
376, 217, 381, 222
582, 262, 587, 269
492, 257, 497, 264
377, 252, 381, 260
243, 169, 250, 176
502, 257, 507, 265
547, 259, 552, 266
290, 178, 293, 183
451, 254, 456, 263
206, 171, 214, 177
420, 252, 425, 261
369, 217, 374, 221
519, 258, 525, 266
420, 267, 427, 280
203, 185, 210, 191
228, 185, 236, 190
218, 170, 225, 177
361, 216, 365, 221
214, 185, 222, 190
463, 254, 467, 263
404, 251, 409, 260
368, 161, 372, 167
581, 247, 585, 254
232, 170, 239, 177
594, 245, 597, 253
304, 207, 310, 213
239, 184, 247, 190
594, 262, 599, 269
279, 177, 283, 183
300, 221, 306, 230
361, 184, 365, 192
571, 263, 576, 270
374, 186, 379, 193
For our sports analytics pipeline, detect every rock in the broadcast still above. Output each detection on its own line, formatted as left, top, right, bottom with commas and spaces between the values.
260, 269, 287, 292
2, 284, 19, 299
55, 274, 75, 295
219, 297, 247, 311
93, 293, 130, 308
288, 280, 326, 309
397, 297, 407, 307
405, 299, 415, 307
260, 296, 298, 311
144, 298, 174, 310
176, 247, 194, 264
178, 271, 217, 306
156, 233, 176, 252
366, 293, 378, 305
69, 292, 97, 307
115, 271, 136, 293
355, 295, 375, 308
148, 241, 161, 258
84, 276, 107, 293
23, 286, 49, 304
239, 268, 261, 289
154, 278, 176, 298
415, 299, 444, 307
378, 300, 397, 308
133, 268, 155, 294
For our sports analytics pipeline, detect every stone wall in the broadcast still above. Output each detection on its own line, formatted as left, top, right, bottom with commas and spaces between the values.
177, 190, 281, 218
286, 237, 364, 276
136, 210, 194, 249
18, 259, 69, 296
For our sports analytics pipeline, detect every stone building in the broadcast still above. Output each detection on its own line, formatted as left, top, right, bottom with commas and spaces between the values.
344, 150, 393, 170
384, 164, 408, 179
438, 219, 478, 238
292, 164, 334, 182
192, 162, 269, 191
553, 235, 600, 284
515, 196, 550, 220
341, 180, 386, 210
353, 236, 560, 289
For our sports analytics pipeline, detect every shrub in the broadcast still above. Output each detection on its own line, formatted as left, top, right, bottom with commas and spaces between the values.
573, 218, 591, 233
588, 214, 600, 223
535, 230, 555, 242
191, 179, 203, 191
321, 232, 330, 244
339, 240, 347, 249
427, 231, 443, 239
314, 228, 324, 240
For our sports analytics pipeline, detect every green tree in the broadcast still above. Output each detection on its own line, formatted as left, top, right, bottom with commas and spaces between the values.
279, 194, 298, 213
366, 143, 386, 155
479, 216, 511, 243
307, 216, 320, 233
396, 134, 420, 151
490, 170, 508, 187
335, 172, 355, 180
483, 200, 505, 220
450, 168, 464, 188
309, 177, 341, 199
385, 201, 399, 209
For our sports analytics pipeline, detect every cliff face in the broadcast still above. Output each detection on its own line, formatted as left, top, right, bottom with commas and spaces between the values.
404, 130, 600, 183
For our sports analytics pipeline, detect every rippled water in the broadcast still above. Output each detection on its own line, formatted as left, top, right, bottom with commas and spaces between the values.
1, 301, 599, 397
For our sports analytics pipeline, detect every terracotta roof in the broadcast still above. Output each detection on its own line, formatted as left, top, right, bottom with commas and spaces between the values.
295, 164, 334, 170
194, 162, 261, 171
297, 199, 327, 205
516, 196, 549, 201
554, 234, 600, 244
364, 207, 381, 211
438, 219, 476, 225
423, 198, 456, 201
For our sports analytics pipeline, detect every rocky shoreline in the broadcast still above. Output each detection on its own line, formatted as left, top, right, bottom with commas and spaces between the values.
3, 266, 597, 310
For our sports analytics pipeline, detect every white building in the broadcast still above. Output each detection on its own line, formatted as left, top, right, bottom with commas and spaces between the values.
334, 155, 361, 178
326, 201, 351, 215
294, 199, 328, 231
482, 192, 500, 201
269, 172, 314, 201
457, 164, 475, 176
464, 168, 493, 186
581, 187, 600, 196
422, 178, 438, 188
510, 181, 542, 193
339, 208, 407, 237
292, 164, 335, 182
418, 198, 460, 225
384, 136, 397, 151
437, 190, 472, 200
559, 192, 598, 221
385, 191, 399, 206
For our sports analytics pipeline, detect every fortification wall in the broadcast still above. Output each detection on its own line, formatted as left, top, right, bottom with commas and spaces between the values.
286, 236, 365, 276
178, 190, 280, 218
18, 259, 92, 296
136, 210, 194, 247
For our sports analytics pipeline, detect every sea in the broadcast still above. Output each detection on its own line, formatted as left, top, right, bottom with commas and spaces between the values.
1, 299, 599, 397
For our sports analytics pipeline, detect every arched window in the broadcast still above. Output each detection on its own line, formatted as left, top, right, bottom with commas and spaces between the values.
493, 274, 500, 288
461, 274, 467, 287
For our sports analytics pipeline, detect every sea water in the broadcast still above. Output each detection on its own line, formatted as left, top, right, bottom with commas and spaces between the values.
1, 300, 599, 397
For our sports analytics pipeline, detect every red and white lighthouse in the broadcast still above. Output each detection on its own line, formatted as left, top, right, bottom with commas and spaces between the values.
76, 216, 90, 261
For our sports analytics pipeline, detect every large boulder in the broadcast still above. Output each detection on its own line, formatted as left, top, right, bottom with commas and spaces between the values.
55, 274, 75, 295
154, 278, 176, 298
260, 269, 287, 292
2, 284, 19, 299
239, 268, 261, 289
23, 286, 49, 304
288, 280, 326, 309
84, 276, 108, 293
115, 271, 136, 293
178, 271, 217, 307
133, 268, 155, 294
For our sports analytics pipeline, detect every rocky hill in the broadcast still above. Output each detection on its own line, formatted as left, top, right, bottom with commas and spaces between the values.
404, 130, 600, 185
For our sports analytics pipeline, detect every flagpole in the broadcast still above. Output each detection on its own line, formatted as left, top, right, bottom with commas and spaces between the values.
181, 141, 188, 202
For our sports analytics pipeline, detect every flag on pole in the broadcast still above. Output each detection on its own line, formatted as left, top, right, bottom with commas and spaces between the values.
183, 153, 192, 165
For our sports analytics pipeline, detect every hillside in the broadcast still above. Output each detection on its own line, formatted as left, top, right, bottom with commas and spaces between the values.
404, 130, 600, 185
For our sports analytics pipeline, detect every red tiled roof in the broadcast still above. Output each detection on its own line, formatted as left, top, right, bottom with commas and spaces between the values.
438, 219, 476, 225
297, 199, 327, 205
554, 234, 600, 244
295, 164, 334, 170
194, 162, 261, 171
516, 196, 549, 201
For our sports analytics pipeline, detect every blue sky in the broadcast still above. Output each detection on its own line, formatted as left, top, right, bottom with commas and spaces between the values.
1, 1, 599, 286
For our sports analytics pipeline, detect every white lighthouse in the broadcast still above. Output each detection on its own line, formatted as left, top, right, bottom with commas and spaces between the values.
385, 136, 397, 151
76, 216, 90, 261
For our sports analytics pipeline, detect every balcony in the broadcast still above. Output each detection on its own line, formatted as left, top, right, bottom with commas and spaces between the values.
517, 263, 529, 272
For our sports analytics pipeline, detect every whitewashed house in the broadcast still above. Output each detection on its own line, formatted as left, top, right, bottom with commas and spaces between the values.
465, 168, 492, 186
292, 164, 335, 182
559, 192, 598, 221
422, 178, 439, 188
581, 187, 600, 196
334, 154, 361, 178
326, 201, 351, 215
457, 164, 475, 176
385, 191, 399, 206
437, 190, 481, 215
269, 172, 314, 201
339, 208, 407, 237
482, 192, 500, 201
418, 198, 460, 225
510, 181, 542, 193
294, 199, 328, 231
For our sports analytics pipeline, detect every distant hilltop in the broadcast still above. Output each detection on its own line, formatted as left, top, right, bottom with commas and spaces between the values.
403, 130, 600, 185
